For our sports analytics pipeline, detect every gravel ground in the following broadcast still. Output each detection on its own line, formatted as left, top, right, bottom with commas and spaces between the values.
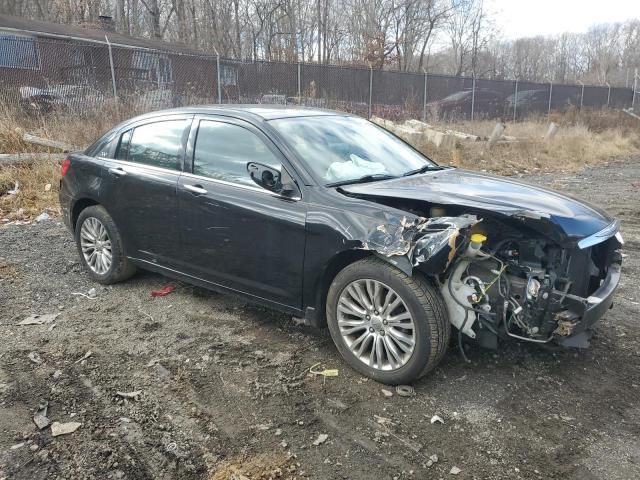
1, 157, 639, 480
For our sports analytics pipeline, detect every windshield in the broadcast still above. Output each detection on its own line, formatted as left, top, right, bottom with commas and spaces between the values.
269, 116, 437, 186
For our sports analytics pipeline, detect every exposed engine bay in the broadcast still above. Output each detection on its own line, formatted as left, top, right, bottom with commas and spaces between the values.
428, 214, 623, 350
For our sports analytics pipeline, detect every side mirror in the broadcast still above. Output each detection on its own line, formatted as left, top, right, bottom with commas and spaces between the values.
247, 162, 299, 198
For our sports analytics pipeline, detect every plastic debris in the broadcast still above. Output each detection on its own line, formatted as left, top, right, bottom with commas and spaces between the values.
430, 415, 445, 424
6, 181, 20, 196
88, 287, 97, 298
35, 212, 50, 222
18, 313, 59, 326
309, 363, 339, 378
312, 433, 329, 446
151, 284, 176, 297
51, 421, 82, 436
381, 389, 394, 398
450, 466, 462, 475
396, 385, 415, 397
116, 390, 142, 400
44, 183, 52, 191
75, 350, 93, 363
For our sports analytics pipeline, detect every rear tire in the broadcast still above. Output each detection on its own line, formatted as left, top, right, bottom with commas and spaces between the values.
75, 205, 136, 285
326, 257, 450, 385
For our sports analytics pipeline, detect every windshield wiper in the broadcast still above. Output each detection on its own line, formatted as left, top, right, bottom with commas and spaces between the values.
402, 164, 443, 177
327, 173, 398, 187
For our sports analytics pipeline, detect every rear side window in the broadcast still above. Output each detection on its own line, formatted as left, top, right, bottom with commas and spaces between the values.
193, 120, 280, 186
86, 131, 116, 158
115, 120, 185, 170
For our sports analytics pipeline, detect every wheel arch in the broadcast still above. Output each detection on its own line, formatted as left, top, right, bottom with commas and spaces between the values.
71, 197, 101, 232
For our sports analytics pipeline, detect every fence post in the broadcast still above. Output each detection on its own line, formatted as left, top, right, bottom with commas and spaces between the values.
578, 80, 584, 109
513, 79, 518, 122
368, 65, 373, 119
626, 68, 630, 88
422, 68, 428, 122
104, 36, 118, 109
548, 82, 553, 115
633, 69, 638, 110
471, 76, 476, 121
216, 53, 222, 104
297, 62, 302, 101
606, 82, 611, 107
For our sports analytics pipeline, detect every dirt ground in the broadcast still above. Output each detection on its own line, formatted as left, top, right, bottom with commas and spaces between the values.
1, 156, 639, 480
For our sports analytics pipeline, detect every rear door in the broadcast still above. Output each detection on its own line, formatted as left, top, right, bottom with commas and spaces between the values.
101, 115, 191, 266
176, 115, 307, 309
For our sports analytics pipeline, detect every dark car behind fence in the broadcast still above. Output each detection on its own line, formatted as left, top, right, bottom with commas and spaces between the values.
0, 35, 637, 122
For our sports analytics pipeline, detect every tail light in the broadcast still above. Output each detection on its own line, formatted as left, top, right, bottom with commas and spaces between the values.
61, 157, 71, 177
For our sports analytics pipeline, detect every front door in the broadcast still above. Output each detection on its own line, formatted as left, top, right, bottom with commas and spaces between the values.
101, 115, 191, 265
177, 116, 306, 309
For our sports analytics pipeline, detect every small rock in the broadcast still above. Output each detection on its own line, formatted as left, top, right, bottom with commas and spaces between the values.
51, 421, 82, 436
33, 409, 51, 430
53, 370, 62, 379
116, 390, 142, 400
88, 287, 97, 298
381, 389, 394, 398
44, 183, 52, 192
10, 442, 25, 450
312, 433, 328, 446
429, 454, 439, 463
28, 352, 43, 364
280, 440, 288, 448
275, 428, 282, 436
450, 466, 461, 475
18, 313, 59, 326
30, 444, 39, 451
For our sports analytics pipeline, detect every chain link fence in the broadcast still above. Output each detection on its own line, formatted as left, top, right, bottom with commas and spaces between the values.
1, 34, 637, 122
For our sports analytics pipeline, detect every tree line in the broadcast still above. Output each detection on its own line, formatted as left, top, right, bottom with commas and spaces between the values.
2, 0, 639, 87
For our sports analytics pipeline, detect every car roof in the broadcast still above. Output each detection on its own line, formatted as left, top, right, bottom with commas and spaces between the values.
128, 105, 352, 122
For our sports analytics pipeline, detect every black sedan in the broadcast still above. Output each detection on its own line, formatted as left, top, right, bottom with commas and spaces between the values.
59, 106, 623, 385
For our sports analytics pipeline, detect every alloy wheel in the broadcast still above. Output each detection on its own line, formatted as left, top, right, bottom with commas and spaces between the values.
337, 279, 416, 371
80, 217, 112, 275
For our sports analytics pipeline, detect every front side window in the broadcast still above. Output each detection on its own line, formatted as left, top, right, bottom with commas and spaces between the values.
193, 120, 280, 186
117, 120, 184, 170
270, 116, 436, 185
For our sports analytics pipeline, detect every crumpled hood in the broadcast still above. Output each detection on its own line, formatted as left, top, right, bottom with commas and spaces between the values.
340, 168, 614, 242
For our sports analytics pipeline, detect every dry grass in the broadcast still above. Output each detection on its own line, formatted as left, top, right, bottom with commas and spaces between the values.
417, 109, 640, 175
0, 157, 61, 221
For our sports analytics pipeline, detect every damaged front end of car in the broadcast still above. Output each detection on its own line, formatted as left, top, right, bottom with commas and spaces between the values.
358, 210, 623, 350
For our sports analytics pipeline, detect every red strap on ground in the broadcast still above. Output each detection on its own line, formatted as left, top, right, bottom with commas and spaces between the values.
150, 285, 176, 297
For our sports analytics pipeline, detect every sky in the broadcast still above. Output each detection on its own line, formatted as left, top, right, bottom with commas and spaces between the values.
487, 0, 640, 39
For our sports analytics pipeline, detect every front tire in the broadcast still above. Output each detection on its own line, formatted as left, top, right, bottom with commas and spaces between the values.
326, 257, 450, 385
75, 205, 136, 285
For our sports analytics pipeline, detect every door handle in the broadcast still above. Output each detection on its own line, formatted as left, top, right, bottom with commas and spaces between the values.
108, 167, 127, 177
184, 184, 208, 195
